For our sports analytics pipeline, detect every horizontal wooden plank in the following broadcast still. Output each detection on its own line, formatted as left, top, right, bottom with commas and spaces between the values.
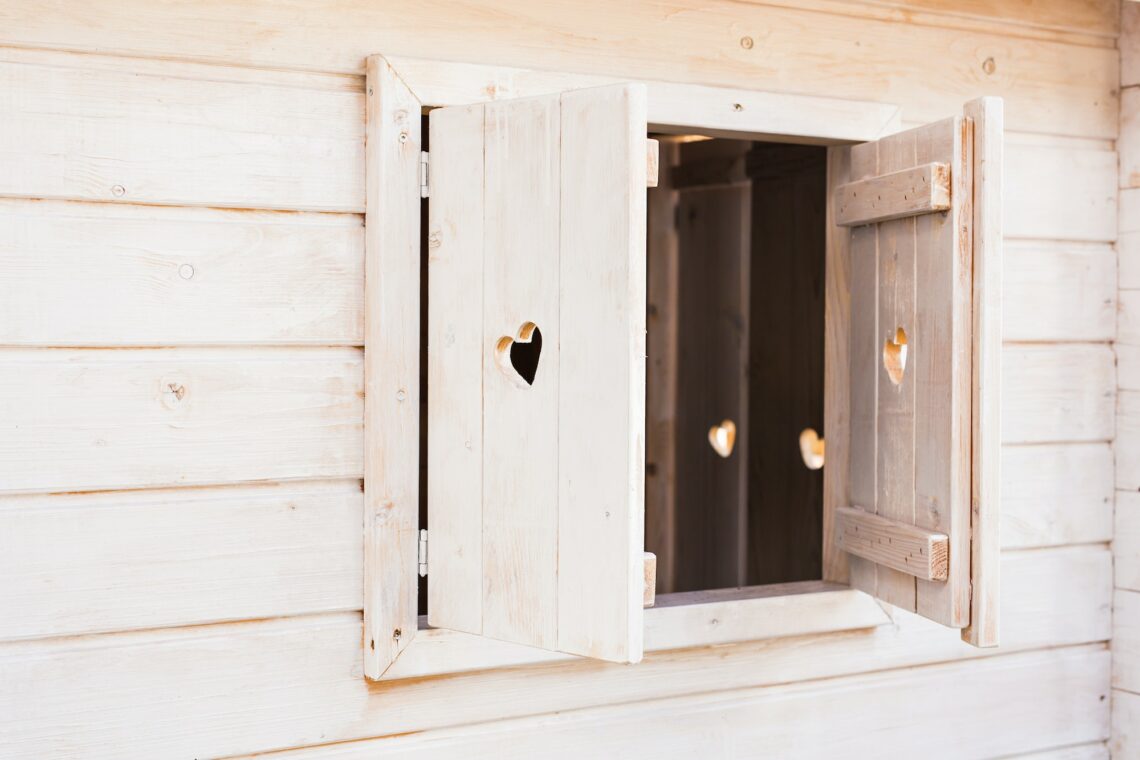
1118, 491, 1140, 592
0, 200, 364, 347
246, 647, 1111, 760
1115, 393, 1140, 491
1002, 443, 1113, 549
1002, 344, 1114, 444
1112, 290, 1140, 390
1005, 144, 1116, 242
0, 481, 362, 641
1121, 87, 1140, 190
1004, 241, 1115, 342
390, 583, 889, 680
0, 545, 1109, 758
1008, 745, 1109, 760
0, 348, 363, 494
834, 506, 948, 581
0, 439, 1096, 643
1118, 190, 1140, 289
0, 0, 1117, 138
0, 48, 364, 212
1115, 589, 1140, 694
834, 162, 950, 227
1113, 689, 1140, 760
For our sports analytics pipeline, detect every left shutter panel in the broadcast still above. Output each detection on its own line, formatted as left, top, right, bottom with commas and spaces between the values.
428, 84, 648, 663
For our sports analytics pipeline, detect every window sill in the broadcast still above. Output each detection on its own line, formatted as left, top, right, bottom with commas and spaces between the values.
381, 581, 890, 681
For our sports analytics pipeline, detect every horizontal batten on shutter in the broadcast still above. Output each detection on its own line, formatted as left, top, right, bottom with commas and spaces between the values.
834, 162, 951, 227
834, 506, 949, 582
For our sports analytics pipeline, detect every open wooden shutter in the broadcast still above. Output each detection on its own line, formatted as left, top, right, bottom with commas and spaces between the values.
832, 98, 1002, 647
426, 84, 647, 663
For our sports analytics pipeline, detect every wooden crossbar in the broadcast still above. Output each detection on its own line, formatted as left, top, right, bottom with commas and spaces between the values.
834, 506, 949, 581
834, 162, 951, 227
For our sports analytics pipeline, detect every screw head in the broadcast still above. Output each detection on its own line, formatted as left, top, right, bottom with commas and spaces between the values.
396, 389, 407, 402
732, 103, 744, 112
982, 57, 996, 75
178, 264, 195, 280
398, 131, 409, 143
111, 185, 126, 197
740, 36, 754, 50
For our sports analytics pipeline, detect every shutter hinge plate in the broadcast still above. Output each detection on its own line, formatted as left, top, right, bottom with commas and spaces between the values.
420, 151, 430, 198
418, 528, 428, 577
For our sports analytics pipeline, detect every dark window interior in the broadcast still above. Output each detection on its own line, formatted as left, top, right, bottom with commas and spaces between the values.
646, 136, 827, 594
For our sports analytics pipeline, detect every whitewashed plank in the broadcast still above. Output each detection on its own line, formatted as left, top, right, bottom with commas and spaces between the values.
1003, 241, 1115, 343
426, 103, 485, 635
0, 200, 363, 346
1115, 393, 1140, 491
1114, 589, 1140, 694
1002, 344, 1114, 444
1002, 443, 1113, 549
238, 648, 1111, 760
1125, 2, 1140, 88
1118, 189, 1140, 290
362, 56, 422, 679
1121, 86, 1140, 190
1007, 744, 1109, 760
479, 92, 562, 651
0, 348, 363, 494
556, 84, 646, 662
0, 481, 362, 641
0, 545, 1110, 759
1005, 144, 1116, 242
0, 1, 1118, 138
1113, 689, 1140, 760
1119, 491, 1140, 592
0, 50, 363, 211
1112, 291, 1140, 390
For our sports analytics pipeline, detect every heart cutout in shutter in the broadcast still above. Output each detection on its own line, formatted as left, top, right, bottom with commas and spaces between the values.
882, 327, 908, 386
707, 419, 736, 458
495, 322, 542, 387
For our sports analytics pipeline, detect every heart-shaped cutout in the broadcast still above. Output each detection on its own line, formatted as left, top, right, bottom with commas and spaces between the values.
882, 326, 908, 386
799, 427, 825, 470
707, 419, 736, 458
495, 322, 542, 387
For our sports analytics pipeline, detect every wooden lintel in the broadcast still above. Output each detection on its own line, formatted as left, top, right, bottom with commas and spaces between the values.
834, 161, 951, 227
834, 506, 949, 582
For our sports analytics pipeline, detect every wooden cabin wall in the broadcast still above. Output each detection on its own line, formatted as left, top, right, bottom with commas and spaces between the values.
0, 2, 1119, 757
1115, 4, 1140, 756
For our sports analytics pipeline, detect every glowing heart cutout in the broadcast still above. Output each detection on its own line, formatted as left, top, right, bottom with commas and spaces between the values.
495, 322, 542, 387
883, 326, 908, 386
799, 427, 825, 470
707, 419, 736, 458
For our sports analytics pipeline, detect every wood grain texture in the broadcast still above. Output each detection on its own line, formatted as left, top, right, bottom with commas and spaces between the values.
426, 103, 485, 636
0, 48, 363, 212
834, 507, 948, 581
1114, 589, 1140, 693
1118, 491, 1140, 592
236, 648, 1110, 760
0, 199, 363, 347
1004, 241, 1115, 342
1002, 443, 1113, 549
0, 347, 363, 494
1118, 189, 1140, 289
1120, 86, 1140, 189
363, 56, 422, 678
0, 545, 1110, 759
834, 161, 951, 226
962, 96, 1001, 647
1125, 2, 1140, 88
1004, 143, 1116, 242
0, 481, 362, 641
1113, 689, 1140, 760
1115, 392, 1140, 491
1002, 344, 1114, 444
0, 1, 1117, 138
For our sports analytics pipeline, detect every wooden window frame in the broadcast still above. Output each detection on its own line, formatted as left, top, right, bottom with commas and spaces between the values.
364, 54, 902, 681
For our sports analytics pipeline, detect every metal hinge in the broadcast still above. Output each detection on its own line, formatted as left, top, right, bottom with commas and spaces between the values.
418, 529, 428, 577
420, 151, 430, 199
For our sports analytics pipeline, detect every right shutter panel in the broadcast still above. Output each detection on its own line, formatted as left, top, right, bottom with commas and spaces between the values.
832, 97, 1001, 647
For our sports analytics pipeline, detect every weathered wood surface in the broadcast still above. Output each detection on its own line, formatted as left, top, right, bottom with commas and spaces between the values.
834, 162, 951, 226
834, 507, 948, 581
0, 545, 1110, 758
0, 1, 1118, 137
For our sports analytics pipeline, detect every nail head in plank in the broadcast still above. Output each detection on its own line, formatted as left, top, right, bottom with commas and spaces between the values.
834, 162, 951, 227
